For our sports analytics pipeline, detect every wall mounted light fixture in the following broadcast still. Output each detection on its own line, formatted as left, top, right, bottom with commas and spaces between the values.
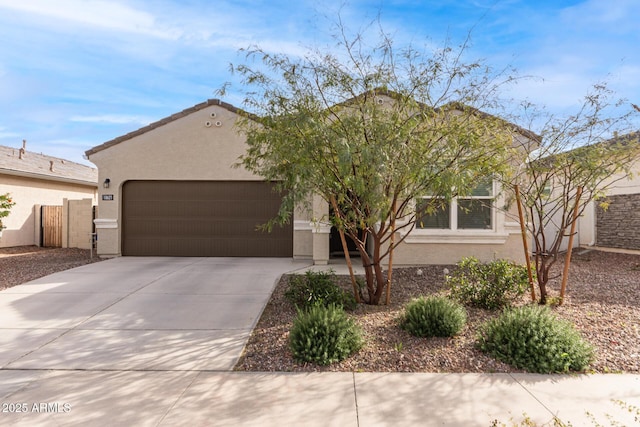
103, 178, 111, 189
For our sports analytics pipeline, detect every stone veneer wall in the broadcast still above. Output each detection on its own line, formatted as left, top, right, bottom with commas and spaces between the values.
596, 193, 640, 250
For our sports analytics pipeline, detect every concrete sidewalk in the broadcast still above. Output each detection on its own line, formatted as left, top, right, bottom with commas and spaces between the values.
1, 370, 638, 426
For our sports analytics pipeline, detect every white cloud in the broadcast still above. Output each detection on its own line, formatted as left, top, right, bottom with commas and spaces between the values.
0, 126, 20, 139
0, 0, 318, 65
507, 73, 593, 110
561, 0, 640, 32
609, 64, 640, 90
70, 115, 153, 125
244, 39, 314, 59
0, 0, 182, 39
479, 0, 640, 119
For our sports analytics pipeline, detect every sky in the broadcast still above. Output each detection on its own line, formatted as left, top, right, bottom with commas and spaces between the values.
0, 0, 639, 166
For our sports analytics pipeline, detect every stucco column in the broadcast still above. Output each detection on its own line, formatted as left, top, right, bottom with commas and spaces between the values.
94, 218, 119, 257
311, 194, 331, 265
311, 222, 331, 265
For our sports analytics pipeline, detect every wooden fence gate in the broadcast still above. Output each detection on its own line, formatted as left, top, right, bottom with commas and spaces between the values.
41, 205, 63, 247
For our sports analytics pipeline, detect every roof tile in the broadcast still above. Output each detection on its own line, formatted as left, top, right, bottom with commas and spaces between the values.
0, 145, 98, 185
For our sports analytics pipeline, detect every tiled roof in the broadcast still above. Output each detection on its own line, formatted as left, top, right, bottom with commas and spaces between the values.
606, 130, 640, 146
85, 94, 540, 157
554, 130, 640, 156
343, 89, 541, 142
0, 144, 98, 186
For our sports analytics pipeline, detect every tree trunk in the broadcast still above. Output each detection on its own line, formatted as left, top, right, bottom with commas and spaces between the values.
372, 254, 386, 305
559, 187, 583, 305
338, 227, 361, 303
515, 184, 536, 302
536, 255, 555, 305
385, 200, 397, 305
538, 283, 548, 305
359, 247, 376, 303
358, 234, 387, 305
330, 195, 361, 303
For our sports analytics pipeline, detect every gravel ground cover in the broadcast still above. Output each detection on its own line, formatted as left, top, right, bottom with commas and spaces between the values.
0, 246, 103, 290
2, 246, 637, 373
236, 250, 640, 373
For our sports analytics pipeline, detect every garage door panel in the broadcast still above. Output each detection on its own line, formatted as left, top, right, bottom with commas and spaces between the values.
125, 219, 272, 237
122, 181, 292, 257
163, 237, 292, 257
169, 201, 239, 217
167, 219, 269, 237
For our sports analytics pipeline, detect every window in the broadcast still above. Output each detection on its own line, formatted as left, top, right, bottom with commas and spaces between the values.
416, 198, 450, 229
416, 179, 494, 231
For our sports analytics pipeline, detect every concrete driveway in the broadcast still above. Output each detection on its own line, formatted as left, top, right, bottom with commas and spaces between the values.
0, 257, 311, 371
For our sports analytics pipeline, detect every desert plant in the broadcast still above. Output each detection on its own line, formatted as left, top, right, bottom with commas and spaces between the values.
477, 305, 594, 373
289, 303, 363, 365
0, 193, 16, 229
284, 270, 357, 310
400, 295, 467, 338
228, 20, 517, 305
447, 257, 530, 310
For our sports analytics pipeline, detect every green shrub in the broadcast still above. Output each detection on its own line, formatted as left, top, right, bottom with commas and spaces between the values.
400, 295, 467, 338
477, 305, 594, 373
447, 257, 530, 310
289, 304, 364, 365
285, 270, 357, 310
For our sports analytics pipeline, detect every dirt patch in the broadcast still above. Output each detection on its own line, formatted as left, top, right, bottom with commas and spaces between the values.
236, 250, 640, 374
0, 246, 104, 290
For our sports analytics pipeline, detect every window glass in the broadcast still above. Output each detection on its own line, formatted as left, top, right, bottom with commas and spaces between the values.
415, 178, 494, 231
457, 200, 492, 229
416, 199, 450, 229
470, 178, 493, 197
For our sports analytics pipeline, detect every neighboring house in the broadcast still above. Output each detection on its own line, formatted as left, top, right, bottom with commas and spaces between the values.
577, 131, 640, 252
86, 97, 536, 265
0, 142, 98, 248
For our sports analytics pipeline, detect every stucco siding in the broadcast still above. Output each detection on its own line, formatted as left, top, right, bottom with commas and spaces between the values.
86, 98, 536, 264
89, 104, 309, 257
0, 174, 97, 247
596, 159, 640, 196
89, 105, 259, 182
65, 198, 95, 250
392, 233, 525, 265
390, 187, 528, 265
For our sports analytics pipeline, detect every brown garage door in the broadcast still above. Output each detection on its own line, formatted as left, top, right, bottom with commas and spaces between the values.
122, 181, 292, 257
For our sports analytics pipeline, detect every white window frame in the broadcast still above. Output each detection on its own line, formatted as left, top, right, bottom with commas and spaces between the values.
454, 184, 495, 231
403, 180, 515, 244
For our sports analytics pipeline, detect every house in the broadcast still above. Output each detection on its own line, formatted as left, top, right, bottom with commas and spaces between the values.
535, 131, 640, 254
577, 131, 640, 252
85, 97, 536, 265
0, 142, 98, 248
